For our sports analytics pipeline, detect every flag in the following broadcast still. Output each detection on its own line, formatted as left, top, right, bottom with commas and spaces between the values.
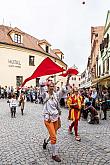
21, 57, 65, 87
66, 68, 78, 75
59, 68, 78, 77
59, 72, 68, 77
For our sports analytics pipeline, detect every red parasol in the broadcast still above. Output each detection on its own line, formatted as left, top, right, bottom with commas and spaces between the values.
20, 57, 65, 87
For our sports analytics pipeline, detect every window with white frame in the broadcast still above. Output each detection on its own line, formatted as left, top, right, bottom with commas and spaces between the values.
103, 61, 105, 73
14, 34, 21, 43
99, 65, 101, 76
106, 58, 109, 72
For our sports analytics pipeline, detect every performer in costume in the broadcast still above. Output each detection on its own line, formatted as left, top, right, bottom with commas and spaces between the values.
66, 92, 72, 119
67, 88, 82, 141
43, 82, 61, 162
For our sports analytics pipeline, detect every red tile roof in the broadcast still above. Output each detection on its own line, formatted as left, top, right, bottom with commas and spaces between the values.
0, 25, 64, 62
53, 49, 64, 54
0, 25, 44, 52
38, 39, 51, 46
50, 49, 60, 59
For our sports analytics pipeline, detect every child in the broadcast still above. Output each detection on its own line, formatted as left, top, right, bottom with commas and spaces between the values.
9, 94, 18, 118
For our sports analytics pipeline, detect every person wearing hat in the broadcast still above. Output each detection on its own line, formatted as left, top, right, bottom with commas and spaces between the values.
68, 88, 82, 141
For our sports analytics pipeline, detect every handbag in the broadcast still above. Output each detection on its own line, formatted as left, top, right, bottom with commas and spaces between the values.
57, 117, 61, 129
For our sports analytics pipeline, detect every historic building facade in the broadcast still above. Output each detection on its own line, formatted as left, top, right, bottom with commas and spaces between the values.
90, 26, 104, 82
0, 25, 67, 88
69, 74, 81, 89
97, 10, 110, 88
80, 56, 92, 89
81, 11, 110, 90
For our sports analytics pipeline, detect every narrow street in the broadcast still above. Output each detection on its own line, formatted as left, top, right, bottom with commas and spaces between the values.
0, 99, 110, 165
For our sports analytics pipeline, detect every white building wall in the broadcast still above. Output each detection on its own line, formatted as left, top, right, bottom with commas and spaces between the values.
0, 44, 67, 88
98, 24, 110, 76
69, 75, 81, 88
0, 45, 41, 86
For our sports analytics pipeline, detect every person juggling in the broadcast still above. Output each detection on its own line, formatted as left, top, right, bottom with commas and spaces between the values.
67, 88, 82, 141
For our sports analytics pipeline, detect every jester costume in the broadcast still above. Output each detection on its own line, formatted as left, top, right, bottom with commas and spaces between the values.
67, 93, 82, 141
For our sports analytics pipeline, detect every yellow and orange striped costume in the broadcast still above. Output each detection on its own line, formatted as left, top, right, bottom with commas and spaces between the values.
67, 94, 82, 121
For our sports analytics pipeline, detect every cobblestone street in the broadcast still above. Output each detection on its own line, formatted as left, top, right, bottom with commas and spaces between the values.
0, 99, 110, 165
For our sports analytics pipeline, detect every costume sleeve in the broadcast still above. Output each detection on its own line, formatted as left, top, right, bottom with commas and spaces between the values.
67, 97, 72, 108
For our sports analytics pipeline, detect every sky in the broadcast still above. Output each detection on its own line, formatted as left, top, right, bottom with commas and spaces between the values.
0, 0, 110, 73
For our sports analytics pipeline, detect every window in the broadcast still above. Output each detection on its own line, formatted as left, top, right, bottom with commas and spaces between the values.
74, 77, 76, 81
100, 40, 104, 56
46, 45, 49, 53
61, 54, 63, 60
103, 61, 105, 73
29, 56, 35, 66
99, 65, 101, 76
105, 33, 109, 48
16, 76, 23, 86
95, 33, 98, 37
36, 78, 40, 87
107, 58, 109, 72
14, 34, 21, 43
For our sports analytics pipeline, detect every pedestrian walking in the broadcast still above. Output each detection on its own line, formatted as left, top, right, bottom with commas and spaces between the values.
43, 82, 61, 162
91, 88, 97, 108
18, 91, 26, 115
101, 88, 109, 120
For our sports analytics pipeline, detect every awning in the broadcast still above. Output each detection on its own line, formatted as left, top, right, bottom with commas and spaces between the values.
92, 75, 110, 85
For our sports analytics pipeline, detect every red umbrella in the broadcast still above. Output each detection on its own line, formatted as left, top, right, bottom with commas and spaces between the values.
21, 57, 65, 87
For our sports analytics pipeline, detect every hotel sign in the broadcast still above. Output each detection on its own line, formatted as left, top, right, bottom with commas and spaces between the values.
8, 59, 21, 68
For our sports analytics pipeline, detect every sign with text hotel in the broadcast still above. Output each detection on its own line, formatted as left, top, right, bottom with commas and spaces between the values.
8, 59, 21, 68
